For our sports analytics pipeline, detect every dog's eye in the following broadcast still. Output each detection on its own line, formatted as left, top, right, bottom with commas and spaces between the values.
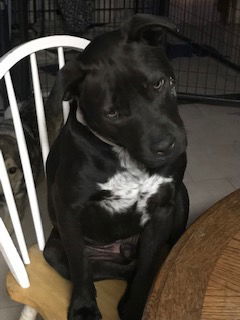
105, 110, 119, 120
8, 166, 17, 175
153, 78, 165, 90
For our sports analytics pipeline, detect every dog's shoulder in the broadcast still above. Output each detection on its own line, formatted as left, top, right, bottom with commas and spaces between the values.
47, 114, 120, 186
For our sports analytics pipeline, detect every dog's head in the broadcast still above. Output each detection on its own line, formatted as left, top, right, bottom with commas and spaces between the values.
49, 14, 187, 168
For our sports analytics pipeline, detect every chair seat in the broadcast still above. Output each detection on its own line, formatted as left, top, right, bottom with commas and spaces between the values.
6, 245, 126, 320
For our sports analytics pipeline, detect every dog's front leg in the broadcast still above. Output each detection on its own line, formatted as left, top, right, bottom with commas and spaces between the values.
58, 216, 102, 320
119, 203, 174, 320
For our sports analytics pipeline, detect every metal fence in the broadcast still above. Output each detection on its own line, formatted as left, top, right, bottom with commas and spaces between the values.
1, 0, 240, 109
168, 0, 240, 104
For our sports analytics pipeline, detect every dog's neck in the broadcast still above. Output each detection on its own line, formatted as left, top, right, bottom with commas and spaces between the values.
76, 108, 118, 147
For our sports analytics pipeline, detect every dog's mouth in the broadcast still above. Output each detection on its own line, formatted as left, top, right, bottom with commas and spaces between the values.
142, 154, 174, 168
132, 137, 187, 169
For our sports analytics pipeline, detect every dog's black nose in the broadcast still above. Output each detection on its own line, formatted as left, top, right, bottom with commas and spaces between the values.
151, 137, 175, 156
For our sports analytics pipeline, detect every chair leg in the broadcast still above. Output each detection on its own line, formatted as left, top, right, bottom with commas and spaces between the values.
19, 305, 38, 320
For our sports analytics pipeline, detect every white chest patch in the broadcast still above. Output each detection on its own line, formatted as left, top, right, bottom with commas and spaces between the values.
97, 147, 173, 226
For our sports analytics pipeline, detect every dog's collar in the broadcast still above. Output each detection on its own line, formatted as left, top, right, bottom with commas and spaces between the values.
76, 108, 118, 147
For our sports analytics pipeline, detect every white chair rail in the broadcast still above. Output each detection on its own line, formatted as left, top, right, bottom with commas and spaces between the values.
0, 35, 90, 320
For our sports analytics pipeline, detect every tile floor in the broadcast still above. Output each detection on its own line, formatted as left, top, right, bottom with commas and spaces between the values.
0, 102, 240, 319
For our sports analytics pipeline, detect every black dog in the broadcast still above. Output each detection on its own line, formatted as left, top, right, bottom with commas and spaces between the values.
44, 14, 189, 320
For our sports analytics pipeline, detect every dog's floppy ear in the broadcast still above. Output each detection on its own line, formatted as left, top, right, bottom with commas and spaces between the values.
45, 60, 86, 144
49, 60, 85, 104
122, 13, 177, 46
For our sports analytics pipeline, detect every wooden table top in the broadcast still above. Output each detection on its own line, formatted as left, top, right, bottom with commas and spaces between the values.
143, 188, 240, 320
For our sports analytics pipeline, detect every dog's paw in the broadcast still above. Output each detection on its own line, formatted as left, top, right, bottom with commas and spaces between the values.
118, 304, 141, 320
118, 295, 126, 318
118, 290, 131, 320
68, 297, 102, 320
118, 291, 144, 320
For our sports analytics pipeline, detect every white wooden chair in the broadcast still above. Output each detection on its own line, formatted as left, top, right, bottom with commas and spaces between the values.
0, 36, 126, 320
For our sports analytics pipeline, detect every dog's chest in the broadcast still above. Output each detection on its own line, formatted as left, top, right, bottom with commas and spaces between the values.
97, 147, 172, 226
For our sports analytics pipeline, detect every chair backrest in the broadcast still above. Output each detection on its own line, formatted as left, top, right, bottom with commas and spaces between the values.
0, 35, 90, 288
